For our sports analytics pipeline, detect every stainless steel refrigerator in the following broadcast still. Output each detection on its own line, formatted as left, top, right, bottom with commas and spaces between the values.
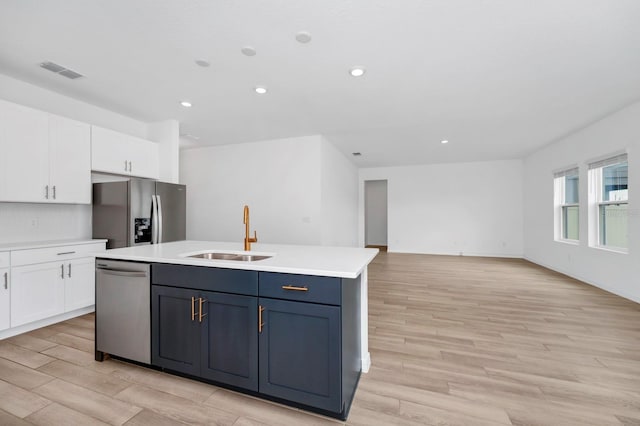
92, 179, 186, 249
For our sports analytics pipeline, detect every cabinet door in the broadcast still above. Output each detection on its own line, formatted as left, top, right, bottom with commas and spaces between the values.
64, 257, 95, 311
0, 268, 9, 332
90, 126, 129, 175
128, 135, 159, 179
48, 115, 91, 204
259, 298, 342, 412
151, 285, 200, 375
200, 291, 258, 391
0, 99, 49, 202
11, 262, 65, 327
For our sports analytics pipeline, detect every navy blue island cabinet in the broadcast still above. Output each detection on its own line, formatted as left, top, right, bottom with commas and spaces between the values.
151, 264, 259, 391
150, 263, 362, 420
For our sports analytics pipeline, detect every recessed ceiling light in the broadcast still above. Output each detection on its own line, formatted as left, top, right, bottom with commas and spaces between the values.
180, 101, 192, 108
295, 31, 312, 43
349, 67, 366, 77
241, 46, 257, 57
441, 140, 449, 144
254, 86, 267, 94
195, 59, 210, 67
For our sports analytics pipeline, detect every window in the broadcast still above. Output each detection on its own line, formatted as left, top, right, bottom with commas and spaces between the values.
588, 154, 628, 250
554, 167, 579, 241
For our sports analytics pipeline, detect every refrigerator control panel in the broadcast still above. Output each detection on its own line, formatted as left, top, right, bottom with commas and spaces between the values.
135, 218, 152, 244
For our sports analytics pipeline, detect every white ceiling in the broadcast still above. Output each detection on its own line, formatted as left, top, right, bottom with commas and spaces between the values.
1, 0, 639, 167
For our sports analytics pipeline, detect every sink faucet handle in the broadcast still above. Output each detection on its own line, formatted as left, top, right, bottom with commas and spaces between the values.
252, 230, 258, 243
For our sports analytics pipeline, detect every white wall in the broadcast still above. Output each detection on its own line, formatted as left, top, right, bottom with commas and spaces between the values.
0, 203, 91, 244
320, 136, 359, 247
524, 101, 640, 302
0, 74, 147, 137
365, 180, 388, 246
180, 136, 324, 246
148, 119, 180, 184
180, 135, 359, 248
0, 73, 152, 244
359, 160, 524, 257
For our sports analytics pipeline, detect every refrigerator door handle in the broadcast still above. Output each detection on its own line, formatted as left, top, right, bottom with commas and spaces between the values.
156, 195, 163, 243
151, 195, 158, 244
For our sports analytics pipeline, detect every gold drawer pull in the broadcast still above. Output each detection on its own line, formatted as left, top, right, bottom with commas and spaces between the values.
191, 296, 196, 321
259, 305, 265, 333
282, 285, 308, 292
198, 298, 207, 323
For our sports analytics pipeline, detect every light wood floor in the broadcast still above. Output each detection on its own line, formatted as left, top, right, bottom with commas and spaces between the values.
1, 253, 640, 425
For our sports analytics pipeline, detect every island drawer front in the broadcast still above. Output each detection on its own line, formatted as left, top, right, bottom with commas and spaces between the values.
152, 263, 258, 296
259, 272, 341, 305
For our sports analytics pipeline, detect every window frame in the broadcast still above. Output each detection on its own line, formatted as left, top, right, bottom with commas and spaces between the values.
554, 167, 580, 243
588, 154, 628, 253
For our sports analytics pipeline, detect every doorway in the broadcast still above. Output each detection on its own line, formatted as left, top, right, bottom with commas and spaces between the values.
364, 180, 388, 251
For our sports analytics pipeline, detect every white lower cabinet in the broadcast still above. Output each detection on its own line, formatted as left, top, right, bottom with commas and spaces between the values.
64, 257, 96, 312
11, 261, 65, 327
4, 241, 106, 335
0, 267, 9, 332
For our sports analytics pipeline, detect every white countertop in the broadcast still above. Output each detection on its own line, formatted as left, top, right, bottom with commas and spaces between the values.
0, 239, 108, 252
96, 240, 379, 279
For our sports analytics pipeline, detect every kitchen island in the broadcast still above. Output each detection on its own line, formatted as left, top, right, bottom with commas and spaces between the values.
95, 240, 377, 420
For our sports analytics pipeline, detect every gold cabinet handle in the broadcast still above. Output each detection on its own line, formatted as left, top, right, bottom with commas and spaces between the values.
258, 305, 265, 333
191, 296, 196, 321
282, 285, 308, 292
198, 298, 207, 322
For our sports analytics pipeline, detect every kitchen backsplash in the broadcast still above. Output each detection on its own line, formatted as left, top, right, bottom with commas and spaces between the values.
0, 203, 91, 244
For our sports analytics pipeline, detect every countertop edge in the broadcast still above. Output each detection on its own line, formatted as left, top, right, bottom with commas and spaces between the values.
0, 239, 108, 252
95, 251, 377, 279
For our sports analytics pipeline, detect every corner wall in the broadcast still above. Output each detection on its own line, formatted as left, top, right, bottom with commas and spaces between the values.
180, 136, 324, 245
359, 160, 524, 257
320, 136, 358, 247
180, 135, 360, 247
524, 101, 640, 302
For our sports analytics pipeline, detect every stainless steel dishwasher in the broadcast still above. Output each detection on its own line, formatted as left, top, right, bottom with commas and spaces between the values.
95, 259, 150, 364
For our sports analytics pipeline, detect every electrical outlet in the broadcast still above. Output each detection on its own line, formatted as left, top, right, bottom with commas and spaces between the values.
30, 218, 39, 228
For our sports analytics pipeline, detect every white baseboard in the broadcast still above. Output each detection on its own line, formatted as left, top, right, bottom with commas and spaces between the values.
361, 351, 371, 373
523, 256, 640, 305
0, 305, 95, 340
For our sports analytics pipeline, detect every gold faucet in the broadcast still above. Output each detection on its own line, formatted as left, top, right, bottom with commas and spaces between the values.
243, 205, 258, 251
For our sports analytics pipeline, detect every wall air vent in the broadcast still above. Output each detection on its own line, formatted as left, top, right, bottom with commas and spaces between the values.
352, 152, 362, 156
39, 61, 84, 79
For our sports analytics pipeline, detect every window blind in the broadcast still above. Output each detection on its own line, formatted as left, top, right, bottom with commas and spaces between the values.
553, 167, 579, 178
588, 153, 628, 170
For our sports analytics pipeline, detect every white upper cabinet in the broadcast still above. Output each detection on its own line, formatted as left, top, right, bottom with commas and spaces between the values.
0, 99, 49, 202
0, 99, 91, 204
49, 114, 91, 204
91, 125, 159, 179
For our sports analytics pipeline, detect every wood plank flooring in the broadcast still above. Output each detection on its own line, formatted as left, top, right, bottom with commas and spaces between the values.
1, 252, 640, 425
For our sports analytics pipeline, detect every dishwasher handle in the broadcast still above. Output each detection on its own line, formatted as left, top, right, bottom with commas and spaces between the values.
97, 267, 148, 278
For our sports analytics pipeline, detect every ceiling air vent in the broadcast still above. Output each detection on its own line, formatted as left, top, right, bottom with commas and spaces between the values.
39, 61, 84, 79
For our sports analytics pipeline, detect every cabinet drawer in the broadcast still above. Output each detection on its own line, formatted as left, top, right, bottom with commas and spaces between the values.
11, 242, 106, 267
259, 272, 341, 305
152, 264, 257, 296
0, 252, 9, 268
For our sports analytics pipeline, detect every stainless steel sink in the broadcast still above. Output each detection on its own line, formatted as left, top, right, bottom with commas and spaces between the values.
188, 252, 271, 262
